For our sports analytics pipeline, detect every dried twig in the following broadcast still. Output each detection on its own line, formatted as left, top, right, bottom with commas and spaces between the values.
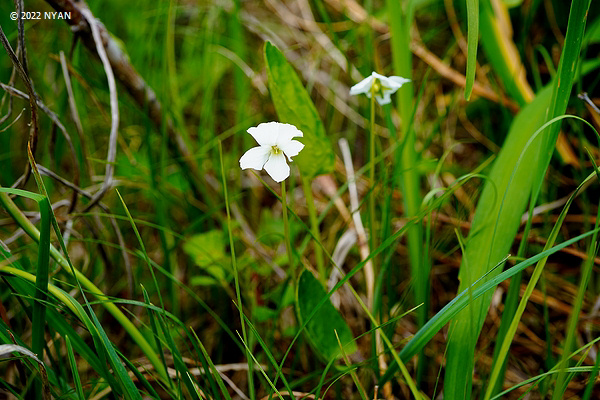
77, 7, 119, 212
339, 138, 374, 309
59, 50, 93, 179
0, 82, 81, 211
44, 0, 205, 199
0, 25, 39, 188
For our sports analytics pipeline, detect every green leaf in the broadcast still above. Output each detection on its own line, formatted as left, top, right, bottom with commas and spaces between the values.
295, 269, 357, 361
184, 230, 230, 284
264, 41, 334, 179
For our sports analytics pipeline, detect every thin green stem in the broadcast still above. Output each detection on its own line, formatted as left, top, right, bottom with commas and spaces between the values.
369, 81, 377, 268
0, 188, 168, 383
301, 176, 325, 284
281, 181, 294, 273
219, 142, 255, 400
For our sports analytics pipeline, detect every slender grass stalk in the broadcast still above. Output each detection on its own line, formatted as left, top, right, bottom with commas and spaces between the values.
582, 343, 600, 400
552, 151, 600, 398
189, 329, 233, 400
0, 188, 168, 384
448, 0, 591, 389
301, 176, 325, 283
335, 330, 368, 400
65, 336, 85, 400
218, 141, 255, 400
483, 169, 597, 400
281, 180, 294, 272
386, 0, 429, 385
140, 286, 173, 392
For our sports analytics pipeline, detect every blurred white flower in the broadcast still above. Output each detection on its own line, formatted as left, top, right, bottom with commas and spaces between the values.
239, 122, 305, 182
349, 72, 410, 105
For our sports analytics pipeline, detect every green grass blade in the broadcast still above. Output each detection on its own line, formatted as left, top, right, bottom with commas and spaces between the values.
189, 330, 233, 400
0, 189, 49, 363
532, 0, 592, 201
464, 0, 479, 100
386, 0, 429, 385
219, 141, 255, 399
483, 171, 597, 399
241, 313, 295, 400
30, 197, 50, 362
442, 85, 551, 399
552, 149, 600, 398
391, 226, 600, 370
479, 0, 533, 105
65, 336, 85, 400
0, 185, 169, 384
141, 285, 173, 391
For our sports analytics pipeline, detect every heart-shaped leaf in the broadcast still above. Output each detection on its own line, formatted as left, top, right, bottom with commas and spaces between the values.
264, 42, 334, 179
296, 269, 357, 362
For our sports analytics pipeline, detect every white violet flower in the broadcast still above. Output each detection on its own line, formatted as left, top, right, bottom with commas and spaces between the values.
349, 72, 410, 105
239, 122, 305, 182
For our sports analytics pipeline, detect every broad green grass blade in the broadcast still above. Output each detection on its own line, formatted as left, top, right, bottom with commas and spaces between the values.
27, 152, 160, 399
0, 255, 115, 389
486, 1, 593, 393
483, 166, 597, 400
464, 0, 479, 100
386, 226, 600, 370
442, 85, 551, 399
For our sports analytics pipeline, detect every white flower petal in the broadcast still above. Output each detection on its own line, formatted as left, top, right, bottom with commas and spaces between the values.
247, 122, 279, 146
263, 153, 290, 182
274, 123, 304, 145
239, 146, 271, 170
376, 91, 393, 105
371, 72, 387, 81
280, 139, 305, 160
388, 76, 411, 88
349, 75, 375, 96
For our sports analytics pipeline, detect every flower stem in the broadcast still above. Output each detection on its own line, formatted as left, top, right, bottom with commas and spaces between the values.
219, 142, 255, 400
281, 181, 294, 273
301, 176, 325, 284
368, 82, 377, 278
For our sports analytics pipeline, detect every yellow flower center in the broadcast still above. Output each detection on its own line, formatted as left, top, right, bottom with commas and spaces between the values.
271, 145, 282, 155
372, 79, 390, 95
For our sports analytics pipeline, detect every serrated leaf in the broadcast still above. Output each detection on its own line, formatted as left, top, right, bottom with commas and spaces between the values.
296, 269, 357, 362
264, 41, 334, 179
